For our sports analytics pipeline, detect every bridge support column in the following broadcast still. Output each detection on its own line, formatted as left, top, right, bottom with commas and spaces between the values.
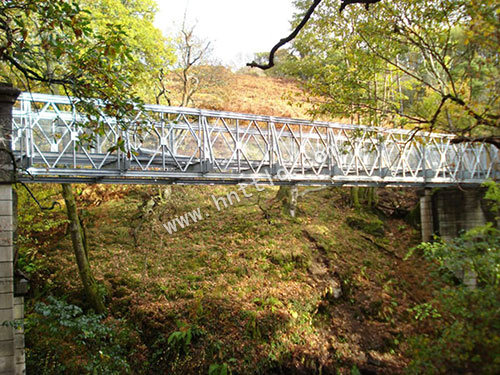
0, 84, 23, 375
425, 187, 496, 289
290, 186, 298, 218
419, 189, 434, 242
419, 187, 493, 242
433, 188, 492, 241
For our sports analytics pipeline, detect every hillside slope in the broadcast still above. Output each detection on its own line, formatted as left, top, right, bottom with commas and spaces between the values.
161, 70, 322, 120
19, 182, 431, 374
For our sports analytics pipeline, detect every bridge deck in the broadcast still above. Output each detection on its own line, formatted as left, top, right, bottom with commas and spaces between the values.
12, 93, 499, 186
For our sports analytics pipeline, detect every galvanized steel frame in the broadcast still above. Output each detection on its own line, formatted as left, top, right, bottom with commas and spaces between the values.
12, 93, 499, 186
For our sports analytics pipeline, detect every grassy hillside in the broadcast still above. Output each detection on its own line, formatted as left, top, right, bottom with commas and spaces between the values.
18, 182, 433, 374
160, 69, 323, 120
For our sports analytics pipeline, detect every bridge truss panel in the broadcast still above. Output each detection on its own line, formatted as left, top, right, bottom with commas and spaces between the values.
11, 93, 499, 186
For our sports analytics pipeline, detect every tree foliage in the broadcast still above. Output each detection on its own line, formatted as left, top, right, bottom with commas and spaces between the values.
277, 0, 499, 140
1, 1, 132, 106
407, 224, 500, 374
0, 0, 174, 137
79, 0, 175, 103
1, 0, 175, 313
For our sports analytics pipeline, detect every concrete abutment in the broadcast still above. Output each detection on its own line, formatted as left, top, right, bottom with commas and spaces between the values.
419, 187, 496, 242
0, 84, 24, 375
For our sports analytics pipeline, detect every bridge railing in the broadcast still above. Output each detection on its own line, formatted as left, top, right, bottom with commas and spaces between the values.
11, 92, 499, 185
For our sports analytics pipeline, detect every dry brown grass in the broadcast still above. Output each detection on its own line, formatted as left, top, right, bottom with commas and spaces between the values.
163, 69, 325, 120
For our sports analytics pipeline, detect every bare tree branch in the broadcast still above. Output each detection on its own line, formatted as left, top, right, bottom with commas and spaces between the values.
155, 68, 172, 105
247, 0, 323, 70
339, 0, 381, 13
451, 136, 500, 149
247, 0, 382, 70
175, 24, 212, 107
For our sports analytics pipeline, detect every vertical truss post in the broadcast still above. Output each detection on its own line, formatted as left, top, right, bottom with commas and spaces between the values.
200, 115, 205, 173
120, 121, 131, 172
20, 96, 31, 170
71, 112, 76, 169
236, 119, 240, 174
93, 106, 100, 155
117, 127, 122, 171
299, 124, 303, 175
200, 115, 211, 173
355, 132, 360, 178
269, 122, 274, 174
168, 114, 176, 156
160, 118, 166, 171
327, 128, 333, 176
378, 136, 383, 179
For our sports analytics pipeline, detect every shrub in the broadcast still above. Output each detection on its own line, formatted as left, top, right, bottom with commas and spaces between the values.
406, 225, 500, 374
26, 296, 131, 375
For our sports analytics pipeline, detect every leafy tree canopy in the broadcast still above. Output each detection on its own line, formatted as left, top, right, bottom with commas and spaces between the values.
80, 0, 175, 103
0, 0, 175, 135
278, 0, 499, 141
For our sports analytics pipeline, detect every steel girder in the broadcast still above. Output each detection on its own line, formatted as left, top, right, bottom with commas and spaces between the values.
11, 93, 499, 186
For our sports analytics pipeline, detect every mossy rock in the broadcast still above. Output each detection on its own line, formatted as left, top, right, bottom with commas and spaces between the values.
346, 214, 385, 237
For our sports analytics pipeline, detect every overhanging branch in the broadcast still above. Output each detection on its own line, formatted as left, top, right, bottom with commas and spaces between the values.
247, 0, 382, 70
247, 0, 322, 70
339, 0, 381, 12
451, 136, 500, 149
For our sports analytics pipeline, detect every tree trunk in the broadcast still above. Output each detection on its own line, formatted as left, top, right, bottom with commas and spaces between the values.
365, 187, 377, 208
366, 187, 373, 208
275, 185, 290, 203
351, 187, 377, 209
370, 187, 378, 207
61, 184, 105, 313
275, 186, 298, 217
351, 187, 361, 209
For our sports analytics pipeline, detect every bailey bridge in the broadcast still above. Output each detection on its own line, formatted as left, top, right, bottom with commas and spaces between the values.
10, 92, 499, 186
0, 89, 499, 375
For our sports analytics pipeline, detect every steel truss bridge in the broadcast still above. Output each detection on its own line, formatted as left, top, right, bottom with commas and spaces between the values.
11, 93, 499, 186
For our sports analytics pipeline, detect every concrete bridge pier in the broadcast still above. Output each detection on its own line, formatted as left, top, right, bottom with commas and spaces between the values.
428, 187, 494, 241
419, 189, 434, 242
432, 187, 494, 241
419, 187, 494, 242
0, 85, 24, 375
419, 186, 496, 288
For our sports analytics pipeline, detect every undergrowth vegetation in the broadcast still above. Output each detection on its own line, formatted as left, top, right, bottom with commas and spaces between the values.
16, 182, 499, 374
26, 296, 134, 375
405, 183, 500, 374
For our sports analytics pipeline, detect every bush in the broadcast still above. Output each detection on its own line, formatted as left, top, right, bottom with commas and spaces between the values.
26, 297, 131, 375
406, 225, 500, 374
